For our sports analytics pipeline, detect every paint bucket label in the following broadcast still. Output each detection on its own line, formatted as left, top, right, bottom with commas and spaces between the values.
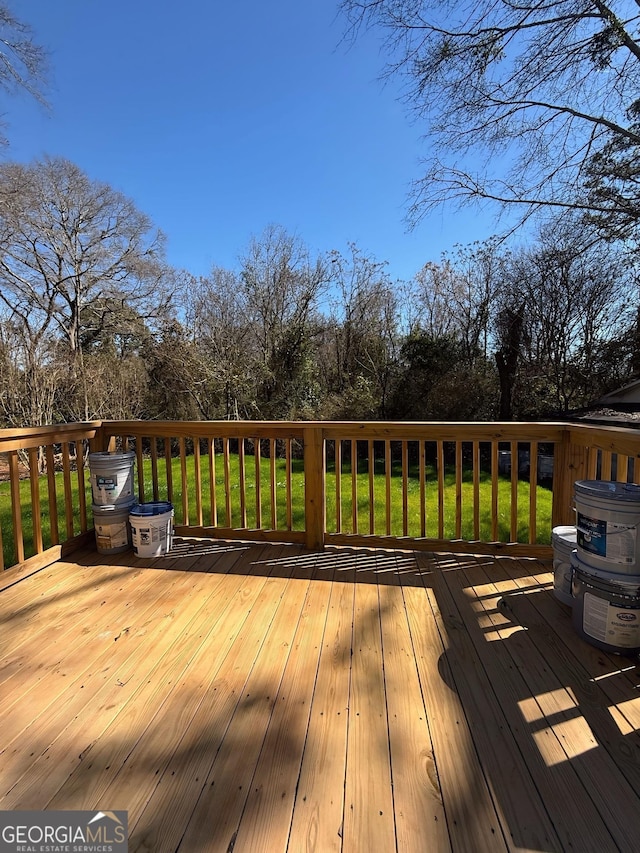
95, 475, 117, 494
582, 591, 640, 648
577, 512, 637, 565
95, 519, 129, 551
136, 525, 164, 547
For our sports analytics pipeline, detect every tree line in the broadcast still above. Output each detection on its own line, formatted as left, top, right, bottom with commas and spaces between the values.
0, 156, 636, 428
2, 1, 639, 427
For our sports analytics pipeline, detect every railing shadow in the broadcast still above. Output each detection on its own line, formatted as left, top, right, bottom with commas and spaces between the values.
428, 552, 640, 851
6, 536, 640, 850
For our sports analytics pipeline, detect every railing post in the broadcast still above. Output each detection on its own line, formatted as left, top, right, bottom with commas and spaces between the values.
90, 421, 109, 453
304, 424, 325, 550
552, 425, 588, 529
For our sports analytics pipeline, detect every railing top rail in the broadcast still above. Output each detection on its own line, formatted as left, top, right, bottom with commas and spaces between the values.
0, 422, 102, 452
566, 421, 640, 448
100, 420, 307, 439
4, 419, 640, 456
318, 421, 568, 441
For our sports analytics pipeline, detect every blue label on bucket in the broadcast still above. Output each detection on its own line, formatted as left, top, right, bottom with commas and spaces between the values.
96, 475, 116, 491
577, 513, 607, 557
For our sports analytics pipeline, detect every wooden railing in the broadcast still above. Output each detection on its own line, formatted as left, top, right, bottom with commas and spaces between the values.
3, 419, 640, 575
0, 422, 102, 581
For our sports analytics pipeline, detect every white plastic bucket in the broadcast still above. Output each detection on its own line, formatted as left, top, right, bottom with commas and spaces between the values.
93, 503, 131, 555
574, 480, 640, 573
129, 501, 174, 558
89, 451, 136, 507
552, 525, 577, 606
570, 551, 640, 654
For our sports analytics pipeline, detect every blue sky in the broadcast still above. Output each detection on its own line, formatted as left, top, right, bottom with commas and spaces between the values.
8, 0, 499, 283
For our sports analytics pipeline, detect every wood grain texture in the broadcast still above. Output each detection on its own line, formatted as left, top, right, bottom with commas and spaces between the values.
2, 540, 636, 852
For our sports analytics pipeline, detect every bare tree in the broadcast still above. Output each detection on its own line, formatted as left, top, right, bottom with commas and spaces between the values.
239, 225, 329, 417
494, 218, 634, 416
0, 4, 48, 145
183, 268, 256, 419
0, 315, 60, 427
327, 244, 400, 418
0, 156, 172, 421
341, 1, 640, 232
410, 241, 502, 360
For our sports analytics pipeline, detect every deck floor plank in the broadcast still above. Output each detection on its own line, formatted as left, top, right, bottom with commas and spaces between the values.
32, 543, 275, 812
342, 554, 396, 853
1, 542, 262, 808
436, 551, 616, 852
0, 544, 222, 698
0, 546, 235, 741
285, 564, 354, 853
109, 547, 301, 849
402, 554, 508, 852
157, 556, 314, 852
2, 540, 639, 852
380, 554, 451, 852
476, 555, 640, 850
0, 554, 139, 693
231, 552, 334, 853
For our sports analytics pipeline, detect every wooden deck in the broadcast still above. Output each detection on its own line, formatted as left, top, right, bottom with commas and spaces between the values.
2, 540, 640, 853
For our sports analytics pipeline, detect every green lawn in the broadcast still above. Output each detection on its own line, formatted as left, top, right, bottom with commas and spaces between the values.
324, 459, 552, 544
0, 452, 553, 570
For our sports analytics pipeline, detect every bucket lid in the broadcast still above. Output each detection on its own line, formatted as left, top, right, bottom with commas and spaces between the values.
570, 550, 640, 592
89, 450, 136, 462
92, 501, 134, 514
574, 480, 640, 502
129, 501, 174, 517
552, 525, 577, 544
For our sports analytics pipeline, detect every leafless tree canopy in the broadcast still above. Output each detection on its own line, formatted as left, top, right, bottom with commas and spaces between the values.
341, 1, 640, 232
0, 156, 172, 421
0, 3, 48, 144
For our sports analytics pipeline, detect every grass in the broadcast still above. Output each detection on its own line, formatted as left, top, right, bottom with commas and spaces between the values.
0, 451, 553, 570
326, 463, 553, 544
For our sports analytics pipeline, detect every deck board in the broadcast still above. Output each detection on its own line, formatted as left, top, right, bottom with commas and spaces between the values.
2, 539, 640, 852
343, 558, 395, 853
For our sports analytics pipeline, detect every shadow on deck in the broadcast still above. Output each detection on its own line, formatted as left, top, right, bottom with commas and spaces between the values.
1, 538, 640, 852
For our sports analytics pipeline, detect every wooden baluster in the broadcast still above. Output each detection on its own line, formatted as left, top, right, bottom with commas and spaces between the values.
351, 439, 358, 534
368, 439, 375, 535
194, 436, 203, 526
223, 437, 232, 527
529, 441, 538, 545
46, 444, 59, 546
402, 440, 409, 537
491, 442, 499, 542
419, 440, 426, 539
62, 442, 74, 539
455, 440, 463, 540
255, 438, 262, 529
28, 446, 43, 554
164, 438, 174, 505
179, 436, 189, 525
510, 440, 518, 543
385, 439, 392, 536
8, 450, 23, 564
472, 440, 480, 541
437, 440, 445, 540
285, 438, 293, 532
75, 441, 88, 533
151, 437, 159, 501
209, 437, 217, 526
270, 438, 277, 530
335, 439, 343, 534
